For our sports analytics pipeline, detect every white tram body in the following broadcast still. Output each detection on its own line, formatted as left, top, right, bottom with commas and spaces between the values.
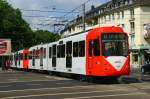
10, 27, 130, 78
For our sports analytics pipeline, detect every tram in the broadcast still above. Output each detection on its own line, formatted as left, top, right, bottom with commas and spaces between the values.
10, 26, 130, 80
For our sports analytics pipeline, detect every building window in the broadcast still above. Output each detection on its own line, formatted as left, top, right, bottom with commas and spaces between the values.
112, 13, 115, 20
132, 53, 138, 63
130, 9, 134, 18
79, 41, 85, 57
117, 12, 120, 19
101, 17, 103, 23
125, 0, 130, 5
104, 16, 106, 23
109, 15, 111, 21
130, 22, 135, 33
121, 24, 125, 30
131, 34, 135, 47
121, 11, 124, 19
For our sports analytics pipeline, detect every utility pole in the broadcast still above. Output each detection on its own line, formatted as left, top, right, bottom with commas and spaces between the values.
82, 3, 86, 32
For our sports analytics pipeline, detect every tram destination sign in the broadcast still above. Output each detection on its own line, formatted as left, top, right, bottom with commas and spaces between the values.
0, 39, 11, 56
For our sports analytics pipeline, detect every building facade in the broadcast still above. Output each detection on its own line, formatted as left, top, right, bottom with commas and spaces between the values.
61, 0, 150, 68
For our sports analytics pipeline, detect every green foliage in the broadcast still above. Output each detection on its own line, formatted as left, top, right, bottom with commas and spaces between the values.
33, 30, 60, 45
0, 0, 60, 51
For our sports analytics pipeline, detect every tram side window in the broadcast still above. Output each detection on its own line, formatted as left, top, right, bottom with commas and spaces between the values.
24, 53, 28, 60
93, 38, 100, 56
29, 51, 32, 59
52, 45, 57, 57
20, 53, 23, 60
40, 47, 43, 58
79, 41, 85, 57
33, 50, 36, 58
36, 50, 39, 59
49, 47, 52, 58
73, 42, 78, 57
16, 54, 18, 61
57, 45, 61, 58
44, 48, 46, 58
61, 44, 65, 58
66, 41, 72, 56
18, 53, 21, 61
88, 41, 92, 57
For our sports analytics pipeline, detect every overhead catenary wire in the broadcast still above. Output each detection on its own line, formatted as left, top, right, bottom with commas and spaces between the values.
20, 9, 79, 13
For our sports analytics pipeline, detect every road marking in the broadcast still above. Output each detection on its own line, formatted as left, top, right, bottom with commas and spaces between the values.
0, 85, 11, 88
1, 89, 129, 99
56, 82, 73, 85
0, 85, 96, 93
27, 84, 42, 86
45, 76, 70, 80
65, 93, 146, 99
0, 79, 62, 84
8, 79, 18, 81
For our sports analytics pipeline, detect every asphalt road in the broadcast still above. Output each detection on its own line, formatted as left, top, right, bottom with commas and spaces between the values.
0, 70, 150, 99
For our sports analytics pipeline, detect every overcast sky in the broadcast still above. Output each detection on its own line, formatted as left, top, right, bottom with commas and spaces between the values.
7, 0, 110, 32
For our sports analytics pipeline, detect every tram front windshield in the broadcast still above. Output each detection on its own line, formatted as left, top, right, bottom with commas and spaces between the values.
102, 33, 128, 57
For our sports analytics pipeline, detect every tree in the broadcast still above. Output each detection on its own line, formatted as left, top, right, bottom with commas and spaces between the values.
0, 0, 60, 51
33, 30, 60, 45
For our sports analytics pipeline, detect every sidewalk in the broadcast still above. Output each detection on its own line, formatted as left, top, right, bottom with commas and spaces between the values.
121, 67, 150, 83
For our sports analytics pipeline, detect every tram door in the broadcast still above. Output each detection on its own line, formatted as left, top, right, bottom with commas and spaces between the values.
52, 44, 57, 68
66, 41, 72, 69
87, 37, 100, 74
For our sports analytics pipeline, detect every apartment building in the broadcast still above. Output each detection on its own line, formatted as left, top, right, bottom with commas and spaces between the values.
61, 0, 150, 68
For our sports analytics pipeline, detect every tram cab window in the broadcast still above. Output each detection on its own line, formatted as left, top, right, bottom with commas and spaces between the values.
102, 33, 128, 56
73, 42, 78, 57
93, 38, 100, 56
49, 47, 52, 58
79, 41, 85, 57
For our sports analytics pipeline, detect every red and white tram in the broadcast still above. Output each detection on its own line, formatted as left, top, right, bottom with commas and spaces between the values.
10, 27, 130, 80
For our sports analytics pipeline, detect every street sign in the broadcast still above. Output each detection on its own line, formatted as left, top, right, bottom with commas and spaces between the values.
0, 39, 11, 56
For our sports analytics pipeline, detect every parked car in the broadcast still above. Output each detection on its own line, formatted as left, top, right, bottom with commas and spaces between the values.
141, 64, 150, 74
